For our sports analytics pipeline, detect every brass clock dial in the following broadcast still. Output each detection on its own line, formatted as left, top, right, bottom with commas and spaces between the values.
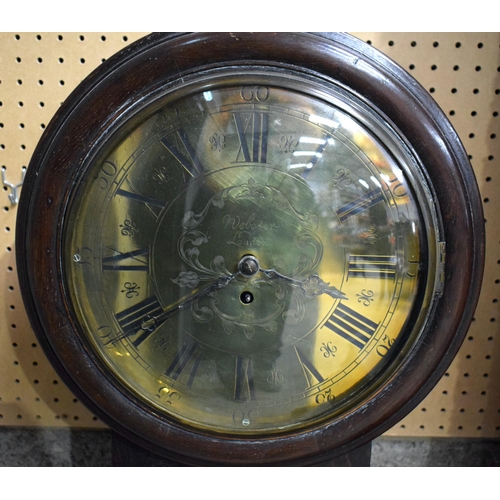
66, 78, 432, 434
17, 33, 484, 465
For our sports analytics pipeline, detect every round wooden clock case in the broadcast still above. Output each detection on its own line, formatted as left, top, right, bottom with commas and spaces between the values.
16, 32, 484, 466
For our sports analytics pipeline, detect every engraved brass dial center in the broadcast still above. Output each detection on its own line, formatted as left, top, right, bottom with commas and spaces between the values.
61, 75, 436, 437
237, 255, 260, 277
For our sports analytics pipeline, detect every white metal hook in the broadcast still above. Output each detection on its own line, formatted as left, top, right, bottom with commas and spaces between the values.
2, 166, 26, 205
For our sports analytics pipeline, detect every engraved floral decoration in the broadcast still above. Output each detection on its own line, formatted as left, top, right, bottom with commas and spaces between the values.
171, 271, 200, 288
180, 177, 319, 232
173, 232, 232, 283
169, 177, 324, 338
299, 274, 342, 299
188, 279, 309, 341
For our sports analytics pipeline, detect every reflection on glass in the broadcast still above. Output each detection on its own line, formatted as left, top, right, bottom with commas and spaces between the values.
64, 78, 435, 435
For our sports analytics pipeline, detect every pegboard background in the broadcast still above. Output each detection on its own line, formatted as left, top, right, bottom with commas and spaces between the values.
1, 32, 498, 437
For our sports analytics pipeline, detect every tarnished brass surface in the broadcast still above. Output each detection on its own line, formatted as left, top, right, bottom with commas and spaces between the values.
65, 76, 435, 434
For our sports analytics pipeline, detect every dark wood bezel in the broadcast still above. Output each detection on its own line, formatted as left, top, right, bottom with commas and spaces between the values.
16, 32, 484, 466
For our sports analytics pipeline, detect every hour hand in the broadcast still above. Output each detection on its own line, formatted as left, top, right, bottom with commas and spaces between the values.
175, 273, 236, 310
114, 273, 237, 344
261, 268, 347, 300
154, 273, 237, 326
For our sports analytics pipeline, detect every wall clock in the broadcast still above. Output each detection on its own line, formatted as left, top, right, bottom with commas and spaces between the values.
16, 32, 484, 466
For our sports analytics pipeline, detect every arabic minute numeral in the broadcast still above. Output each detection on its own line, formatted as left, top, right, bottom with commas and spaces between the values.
157, 386, 180, 405
94, 160, 117, 190
387, 174, 408, 198
96, 325, 117, 348
233, 409, 257, 427
240, 86, 270, 102
376, 334, 395, 357
158, 107, 179, 123
315, 388, 336, 405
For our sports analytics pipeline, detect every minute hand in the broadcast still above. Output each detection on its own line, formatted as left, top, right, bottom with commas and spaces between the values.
261, 268, 347, 300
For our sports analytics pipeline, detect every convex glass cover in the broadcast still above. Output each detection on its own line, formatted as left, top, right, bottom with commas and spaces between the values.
65, 73, 439, 434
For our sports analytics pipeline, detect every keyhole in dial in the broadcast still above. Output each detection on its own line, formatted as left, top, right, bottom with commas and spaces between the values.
240, 291, 254, 304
